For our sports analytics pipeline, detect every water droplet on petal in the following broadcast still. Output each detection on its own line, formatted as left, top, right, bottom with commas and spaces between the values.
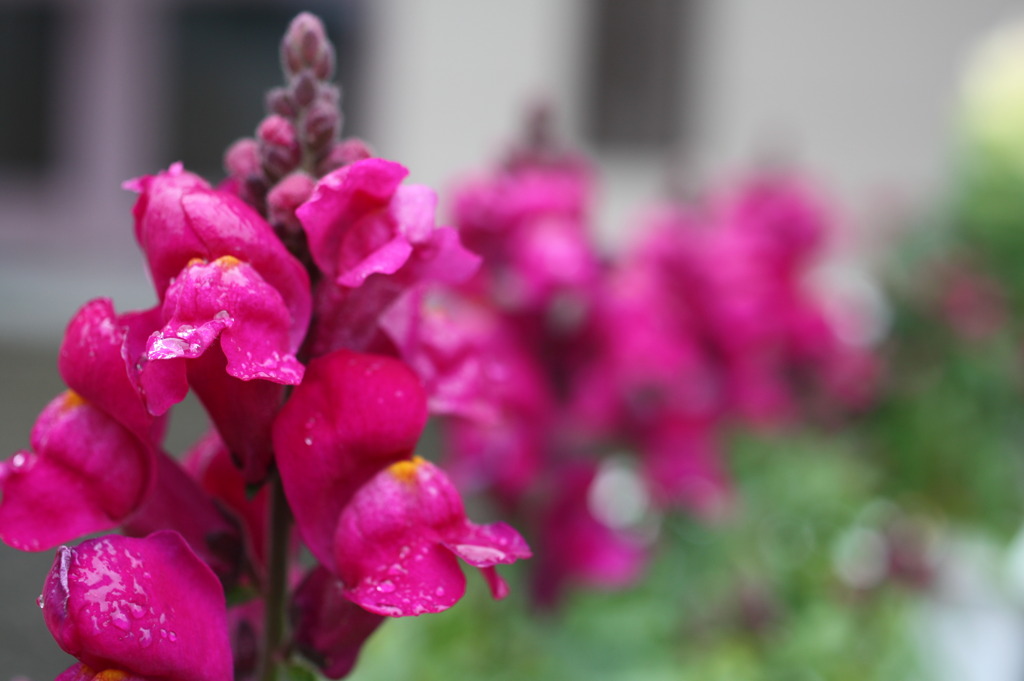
111, 612, 131, 631
376, 580, 395, 594
168, 631, 177, 643
129, 603, 146, 618
304, 437, 313, 446
36, 596, 44, 609
435, 586, 445, 597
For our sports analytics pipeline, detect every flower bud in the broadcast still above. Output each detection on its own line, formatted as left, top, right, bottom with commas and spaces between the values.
291, 69, 318, 108
316, 138, 372, 176
266, 86, 297, 118
268, 171, 315, 234
223, 138, 260, 179
257, 114, 298, 150
257, 115, 301, 180
281, 12, 335, 81
241, 174, 269, 211
304, 99, 340, 152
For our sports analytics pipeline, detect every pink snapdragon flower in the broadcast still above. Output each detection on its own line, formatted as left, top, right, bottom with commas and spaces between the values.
42, 532, 232, 681
0, 389, 242, 580
0, 392, 150, 552
1, 298, 243, 575
452, 157, 599, 311
125, 163, 314, 481
299, 158, 476, 289
126, 163, 311, 341
381, 290, 554, 502
333, 455, 530, 615
532, 463, 649, 607
273, 349, 531, 617
58, 299, 167, 446
296, 157, 480, 356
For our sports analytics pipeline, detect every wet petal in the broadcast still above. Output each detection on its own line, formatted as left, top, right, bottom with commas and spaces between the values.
148, 256, 304, 384
127, 164, 311, 343
42, 532, 232, 681
333, 457, 529, 616
0, 393, 151, 552
122, 452, 243, 584
58, 299, 165, 445
298, 158, 408, 286
273, 349, 427, 567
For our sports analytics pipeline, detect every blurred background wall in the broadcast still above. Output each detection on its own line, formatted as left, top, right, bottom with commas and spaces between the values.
1, 0, 1021, 344
0, 0, 1021, 678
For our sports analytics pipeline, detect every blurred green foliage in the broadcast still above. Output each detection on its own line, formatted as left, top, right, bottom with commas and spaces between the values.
352, 431, 919, 680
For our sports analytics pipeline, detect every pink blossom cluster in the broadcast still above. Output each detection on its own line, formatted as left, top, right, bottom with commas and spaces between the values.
0, 14, 529, 681
395, 131, 880, 605
0, 12, 881, 680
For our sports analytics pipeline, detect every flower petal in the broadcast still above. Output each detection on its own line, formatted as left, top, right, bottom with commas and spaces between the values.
333, 457, 529, 615
0, 393, 151, 552
54, 663, 151, 681
42, 532, 232, 681
148, 256, 304, 384
121, 452, 243, 584
291, 566, 385, 678
298, 158, 408, 285
58, 299, 165, 445
127, 163, 311, 347
185, 346, 285, 485
273, 349, 427, 568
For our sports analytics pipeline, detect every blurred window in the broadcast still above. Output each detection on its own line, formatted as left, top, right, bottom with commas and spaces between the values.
585, 0, 691, 152
167, 1, 364, 179
0, 5, 56, 173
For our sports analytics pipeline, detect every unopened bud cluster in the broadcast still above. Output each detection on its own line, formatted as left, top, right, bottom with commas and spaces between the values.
224, 12, 370, 238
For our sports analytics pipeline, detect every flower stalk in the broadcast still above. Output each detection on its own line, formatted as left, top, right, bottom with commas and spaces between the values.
259, 473, 292, 681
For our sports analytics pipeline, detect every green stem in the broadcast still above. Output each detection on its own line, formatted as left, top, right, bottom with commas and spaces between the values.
259, 473, 292, 681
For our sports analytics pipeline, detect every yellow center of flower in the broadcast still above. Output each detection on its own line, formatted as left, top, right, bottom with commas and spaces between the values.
94, 671, 130, 681
61, 390, 87, 411
389, 456, 425, 483
214, 255, 242, 269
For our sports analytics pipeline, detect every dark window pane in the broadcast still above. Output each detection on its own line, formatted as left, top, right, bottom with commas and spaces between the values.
584, 0, 690, 152
167, 1, 364, 180
0, 6, 56, 172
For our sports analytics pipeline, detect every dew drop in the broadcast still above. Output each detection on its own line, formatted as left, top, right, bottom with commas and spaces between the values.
139, 628, 153, 648
36, 595, 44, 609
11, 453, 26, 469
376, 580, 395, 594
168, 631, 177, 643
111, 612, 131, 631
129, 603, 146, 618
435, 587, 445, 597
303, 437, 313, 446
